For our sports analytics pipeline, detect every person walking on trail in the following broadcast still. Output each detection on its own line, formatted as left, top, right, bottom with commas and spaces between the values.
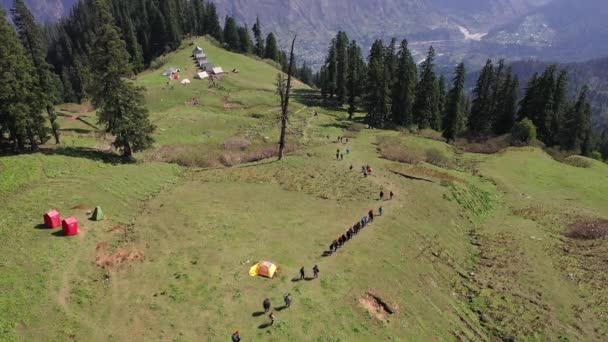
336, 152, 340, 160
380, 191, 384, 201
263, 298, 271, 313
350, 165, 354, 171
346, 148, 350, 155
313, 265, 320, 279
368, 210, 374, 222
284, 293, 292, 308
340, 153, 344, 161
300, 267, 306, 280
232, 331, 241, 342
390, 191, 394, 200
379, 206, 384, 216
269, 312, 275, 326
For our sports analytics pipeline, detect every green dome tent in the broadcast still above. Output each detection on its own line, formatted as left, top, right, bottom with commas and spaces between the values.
91, 206, 104, 221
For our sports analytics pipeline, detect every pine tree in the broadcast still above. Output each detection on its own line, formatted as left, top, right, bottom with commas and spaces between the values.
12, 0, 61, 144
365, 40, 390, 128
223, 16, 240, 50
347, 40, 365, 119
335, 31, 349, 103
469, 59, 495, 136
204, 2, 222, 41
264, 32, 279, 62
252, 16, 264, 57
442, 63, 467, 142
159, 0, 182, 49
90, 0, 154, 158
562, 86, 592, 152
0, 6, 46, 150
237, 26, 253, 54
323, 40, 337, 98
413, 46, 439, 129
493, 71, 518, 135
391, 39, 416, 126
547, 70, 568, 146
436, 74, 446, 128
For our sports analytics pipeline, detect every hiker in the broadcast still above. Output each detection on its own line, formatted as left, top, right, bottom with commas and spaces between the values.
369, 210, 374, 222
263, 298, 271, 313
379, 206, 384, 216
346, 148, 350, 155
336, 152, 340, 160
361, 217, 367, 227
313, 265, 320, 279
284, 293, 292, 308
350, 165, 354, 171
232, 331, 241, 342
363, 170, 368, 177
361, 166, 366, 173
346, 138, 349, 143
330, 240, 337, 252
346, 229, 352, 240
269, 312, 275, 326
300, 267, 306, 280
340, 153, 344, 160
314, 111, 318, 116
390, 191, 394, 200
380, 191, 384, 201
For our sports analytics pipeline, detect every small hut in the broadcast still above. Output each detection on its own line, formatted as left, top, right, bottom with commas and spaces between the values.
62, 217, 79, 236
44, 210, 61, 229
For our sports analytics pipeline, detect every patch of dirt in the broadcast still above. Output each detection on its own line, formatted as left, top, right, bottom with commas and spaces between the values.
109, 225, 126, 233
566, 219, 608, 240
223, 101, 242, 109
185, 98, 200, 106
359, 290, 397, 322
95, 244, 145, 270
72, 204, 88, 210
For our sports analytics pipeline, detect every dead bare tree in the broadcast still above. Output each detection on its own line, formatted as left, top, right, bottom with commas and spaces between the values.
277, 35, 297, 161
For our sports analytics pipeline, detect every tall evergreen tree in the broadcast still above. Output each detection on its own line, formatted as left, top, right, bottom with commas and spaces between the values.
322, 40, 338, 99
12, 0, 61, 144
436, 74, 446, 127
335, 31, 349, 103
493, 71, 519, 135
391, 39, 417, 126
204, 2, 222, 41
365, 40, 390, 127
562, 86, 592, 152
252, 16, 264, 57
159, 0, 182, 49
264, 32, 280, 62
237, 26, 253, 53
0, 6, 46, 150
442, 63, 467, 142
469, 59, 495, 136
90, 0, 154, 158
347, 40, 365, 119
223, 16, 240, 50
413, 46, 439, 129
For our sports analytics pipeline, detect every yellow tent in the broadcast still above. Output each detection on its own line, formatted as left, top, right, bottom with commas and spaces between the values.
249, 261, 278, 278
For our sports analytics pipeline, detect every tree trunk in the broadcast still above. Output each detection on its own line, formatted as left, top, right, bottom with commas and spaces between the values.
278, 35, 297, 161
123, 140, 133, 159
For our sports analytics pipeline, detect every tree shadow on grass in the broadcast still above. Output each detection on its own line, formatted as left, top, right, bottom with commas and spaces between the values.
292, 89, 348, 113
252, 311, 265, 317
258, 323, 272, 329
275, 305, 289, 312
38, 146, 128, 164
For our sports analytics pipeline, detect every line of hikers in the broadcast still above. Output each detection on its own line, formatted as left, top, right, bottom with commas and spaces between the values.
336, 148, 350, 161
328, 207, 384, 253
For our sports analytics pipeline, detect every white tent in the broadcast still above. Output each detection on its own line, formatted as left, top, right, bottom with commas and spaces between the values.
192, 46, 203, 56
195, 71, 209, 79
212, 67, 225, 75
180, 78, 191, 85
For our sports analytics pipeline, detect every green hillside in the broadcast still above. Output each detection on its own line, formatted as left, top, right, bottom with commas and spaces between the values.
2, 37, 608, 341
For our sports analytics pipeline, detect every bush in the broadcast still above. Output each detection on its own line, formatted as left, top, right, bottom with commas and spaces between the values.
564, 155, 593, 168
418, 129, 444, 142
454, 136, 510, 154
222, 137, 251, 151
425, 148, 452, 168
591, 151, 603, 161
149, 55, 169, 71
511, 119, 537, 146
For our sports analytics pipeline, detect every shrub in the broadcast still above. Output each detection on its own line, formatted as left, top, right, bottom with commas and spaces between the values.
454, 136, 510, 154
564, 155, 593, 168
591, 151, 603, 161
566, 219, 608, 240
418, 129, 444, 142
511, 119, 537, 146
222, 137, 252, 151
425, 148, 452, 168
150, 55, 169, 70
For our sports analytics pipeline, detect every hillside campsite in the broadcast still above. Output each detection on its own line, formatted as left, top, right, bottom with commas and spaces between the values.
2, 33, 608, 342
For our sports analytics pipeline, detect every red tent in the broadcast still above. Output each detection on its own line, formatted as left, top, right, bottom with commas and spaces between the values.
62, 217, 79, 236
44, 210, 61, 229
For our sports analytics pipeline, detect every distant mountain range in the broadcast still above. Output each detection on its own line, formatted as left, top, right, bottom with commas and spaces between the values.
3, 0, 608, 70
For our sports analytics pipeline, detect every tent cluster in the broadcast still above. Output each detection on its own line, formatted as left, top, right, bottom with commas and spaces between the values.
192, 45, 224, 77
42, 206, 104, 237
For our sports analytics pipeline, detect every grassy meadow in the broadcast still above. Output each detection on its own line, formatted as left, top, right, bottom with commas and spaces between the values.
1, 37, 608, 341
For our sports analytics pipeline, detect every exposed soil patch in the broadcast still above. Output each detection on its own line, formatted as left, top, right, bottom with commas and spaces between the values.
185, 98, 200, 106
109, 225, 126, 233
566, 219, 608, 240
359, 290, 397, 322
223, 101, 242, 109
95, 244, 144, 270
72, 204, 88, 210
